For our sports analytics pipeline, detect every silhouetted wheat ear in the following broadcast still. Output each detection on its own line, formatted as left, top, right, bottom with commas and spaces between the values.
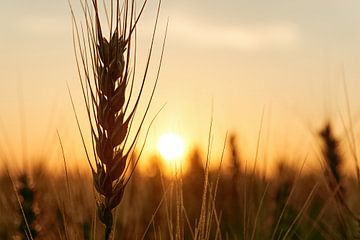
319, 123, 344, 196
93, 24, 127, 239
71, 0, 163, 239
17, 173, 38, 240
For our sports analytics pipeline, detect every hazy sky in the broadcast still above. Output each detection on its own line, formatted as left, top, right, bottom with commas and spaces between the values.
1, 0, 360, 172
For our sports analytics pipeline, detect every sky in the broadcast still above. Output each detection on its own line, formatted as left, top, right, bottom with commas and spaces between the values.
1, 0, 360, 173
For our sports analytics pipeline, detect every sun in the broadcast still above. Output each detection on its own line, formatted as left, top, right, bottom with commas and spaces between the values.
157, 133, 185, 162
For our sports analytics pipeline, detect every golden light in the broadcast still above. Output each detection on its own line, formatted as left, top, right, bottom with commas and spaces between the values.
157, 133, 185, 162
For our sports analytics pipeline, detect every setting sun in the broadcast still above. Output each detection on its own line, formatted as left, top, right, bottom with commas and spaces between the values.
157, 133, 185, 162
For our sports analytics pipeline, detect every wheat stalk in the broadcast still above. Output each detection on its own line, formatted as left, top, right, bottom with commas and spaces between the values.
70, 0, 164, 238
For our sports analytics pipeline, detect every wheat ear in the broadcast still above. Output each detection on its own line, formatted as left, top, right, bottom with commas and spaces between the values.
70, 0, 163, 239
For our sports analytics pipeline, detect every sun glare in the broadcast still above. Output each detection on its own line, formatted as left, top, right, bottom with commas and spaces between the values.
157, 133, 185, 162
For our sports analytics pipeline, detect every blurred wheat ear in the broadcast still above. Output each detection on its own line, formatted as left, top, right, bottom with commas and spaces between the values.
70, 0, 166, 239
319, 122, 360, 238
319, 123, 344, 199
17, 173, 38, 240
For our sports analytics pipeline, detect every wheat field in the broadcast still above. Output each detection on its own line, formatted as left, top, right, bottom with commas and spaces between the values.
1, 0, 360, 239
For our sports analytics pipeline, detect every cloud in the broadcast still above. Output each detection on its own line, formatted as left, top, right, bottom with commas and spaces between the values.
170, 17, 301, 51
